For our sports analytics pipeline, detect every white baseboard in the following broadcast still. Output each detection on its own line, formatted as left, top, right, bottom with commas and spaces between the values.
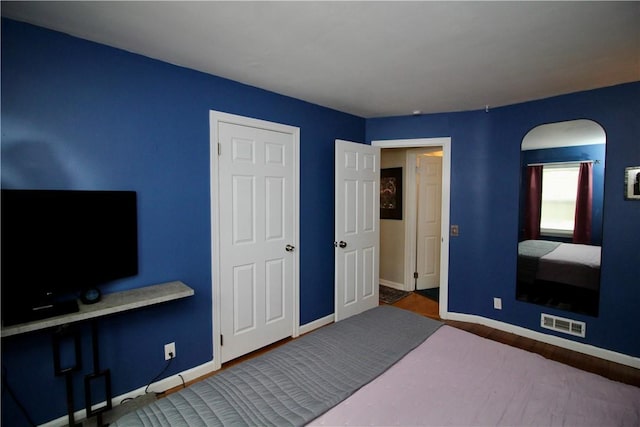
446, 312, 640, 369
299, 313, 334, 335
379, 279, 405, 290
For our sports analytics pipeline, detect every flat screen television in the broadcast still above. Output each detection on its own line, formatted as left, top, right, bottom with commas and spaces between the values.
1, 189, 138, 326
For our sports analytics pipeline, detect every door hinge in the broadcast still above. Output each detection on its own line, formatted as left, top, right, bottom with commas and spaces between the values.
218, 143, 221, 156
413, 272, 419, 279
220, 334, 223, 346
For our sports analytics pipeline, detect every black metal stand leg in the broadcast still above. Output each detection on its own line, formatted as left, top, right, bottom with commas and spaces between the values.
84, 369, 111, 426
84, 321, 112, 427
53, 326, 82, 427
64, 372, 79, 427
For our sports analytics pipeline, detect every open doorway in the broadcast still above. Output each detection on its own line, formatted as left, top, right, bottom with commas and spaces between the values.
373, 138, 451, 320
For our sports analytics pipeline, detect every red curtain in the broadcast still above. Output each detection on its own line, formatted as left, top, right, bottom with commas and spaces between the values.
573, 162, 593, 244
523, 165, 543, 240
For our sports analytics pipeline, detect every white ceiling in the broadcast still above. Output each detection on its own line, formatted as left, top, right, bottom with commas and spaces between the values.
2, 1, 639, 118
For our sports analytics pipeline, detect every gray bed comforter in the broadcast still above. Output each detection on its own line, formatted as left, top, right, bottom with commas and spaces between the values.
112, 305, 442, 427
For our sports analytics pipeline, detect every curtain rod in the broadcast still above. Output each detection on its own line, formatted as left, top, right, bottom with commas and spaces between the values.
527, 160, 600, 167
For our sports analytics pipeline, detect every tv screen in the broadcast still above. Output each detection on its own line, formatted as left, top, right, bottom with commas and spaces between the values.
1, 189, 138, 325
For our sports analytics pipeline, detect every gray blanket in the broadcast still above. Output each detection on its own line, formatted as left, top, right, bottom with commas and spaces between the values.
112, 305, 442, 427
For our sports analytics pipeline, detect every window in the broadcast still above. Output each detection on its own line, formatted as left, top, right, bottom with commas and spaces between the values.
540, 164, 579, 236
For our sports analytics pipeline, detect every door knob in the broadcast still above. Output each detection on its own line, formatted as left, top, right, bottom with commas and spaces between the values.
285, 244, 295, 252
338, 241, 347, 248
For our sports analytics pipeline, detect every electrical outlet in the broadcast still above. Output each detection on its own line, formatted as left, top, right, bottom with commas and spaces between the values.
164, 342, 176, 360
493, 297, 502, 310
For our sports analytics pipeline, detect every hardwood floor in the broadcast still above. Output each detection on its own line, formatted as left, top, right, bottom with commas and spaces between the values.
391, 291, 640, 388
392, 292, 440, 320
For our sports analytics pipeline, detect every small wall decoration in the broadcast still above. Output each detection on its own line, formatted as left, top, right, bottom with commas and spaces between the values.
380, 167, 403, 219
624, 166, 640, 200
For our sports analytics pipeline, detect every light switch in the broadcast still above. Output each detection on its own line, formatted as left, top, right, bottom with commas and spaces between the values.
450, 225, 459, 236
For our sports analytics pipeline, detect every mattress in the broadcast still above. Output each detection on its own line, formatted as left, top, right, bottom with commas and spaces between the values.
311, 325, 640, 426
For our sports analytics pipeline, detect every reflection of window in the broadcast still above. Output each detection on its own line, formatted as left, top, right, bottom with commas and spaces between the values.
540, 164, 579, 236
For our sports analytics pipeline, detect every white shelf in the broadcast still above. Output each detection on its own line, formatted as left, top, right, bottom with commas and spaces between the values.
1, 281, 194, 338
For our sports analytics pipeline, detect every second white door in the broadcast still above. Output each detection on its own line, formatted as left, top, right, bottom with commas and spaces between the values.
415, 155, 442, 290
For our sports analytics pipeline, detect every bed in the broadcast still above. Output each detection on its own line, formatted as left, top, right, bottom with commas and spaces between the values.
112, 306, 640, 427
517, 239, 601, 314
517, 239, 601, 291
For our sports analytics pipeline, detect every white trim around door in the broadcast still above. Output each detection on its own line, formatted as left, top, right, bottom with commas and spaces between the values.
372, 138, 451, 320
210, 111, 300, 370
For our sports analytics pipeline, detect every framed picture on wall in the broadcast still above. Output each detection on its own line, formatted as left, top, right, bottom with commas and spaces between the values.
624, 166, 640, 200
380, 167, 403, 219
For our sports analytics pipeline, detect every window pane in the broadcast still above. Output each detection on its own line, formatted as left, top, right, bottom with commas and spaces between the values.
540, 166, 579, 232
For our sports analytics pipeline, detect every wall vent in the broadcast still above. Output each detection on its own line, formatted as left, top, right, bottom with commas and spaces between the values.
540, 313, 586, 338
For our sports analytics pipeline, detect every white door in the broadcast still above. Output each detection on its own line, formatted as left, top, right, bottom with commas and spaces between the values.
217, 120, 297, 363
334, 139, 380, 322
415, 155, 442, 290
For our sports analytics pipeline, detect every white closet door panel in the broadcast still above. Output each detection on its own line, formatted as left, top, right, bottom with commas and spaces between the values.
219, 122, 294, 362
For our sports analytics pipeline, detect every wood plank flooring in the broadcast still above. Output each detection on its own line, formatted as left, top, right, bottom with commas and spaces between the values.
392, 291, 640, 387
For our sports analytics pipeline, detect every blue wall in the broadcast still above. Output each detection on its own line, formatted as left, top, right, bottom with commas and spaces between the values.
1, 19, 364, 425
519, 144, 606, 245
367, 81, 640, 357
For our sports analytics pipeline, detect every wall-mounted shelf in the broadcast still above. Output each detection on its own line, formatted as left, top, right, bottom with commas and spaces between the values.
1, 280, 194, 338
1, 280, 194, 426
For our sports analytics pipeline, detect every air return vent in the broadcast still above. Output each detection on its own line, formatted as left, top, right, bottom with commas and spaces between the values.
541, 313, 586, 338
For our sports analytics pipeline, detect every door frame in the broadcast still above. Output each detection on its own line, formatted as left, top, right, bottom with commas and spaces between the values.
210, 110, 300, 370
373, 138, 451, 319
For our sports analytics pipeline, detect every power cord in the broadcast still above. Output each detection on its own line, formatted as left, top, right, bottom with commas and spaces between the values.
144, 353, 174, 394
120, 353, 181, 405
